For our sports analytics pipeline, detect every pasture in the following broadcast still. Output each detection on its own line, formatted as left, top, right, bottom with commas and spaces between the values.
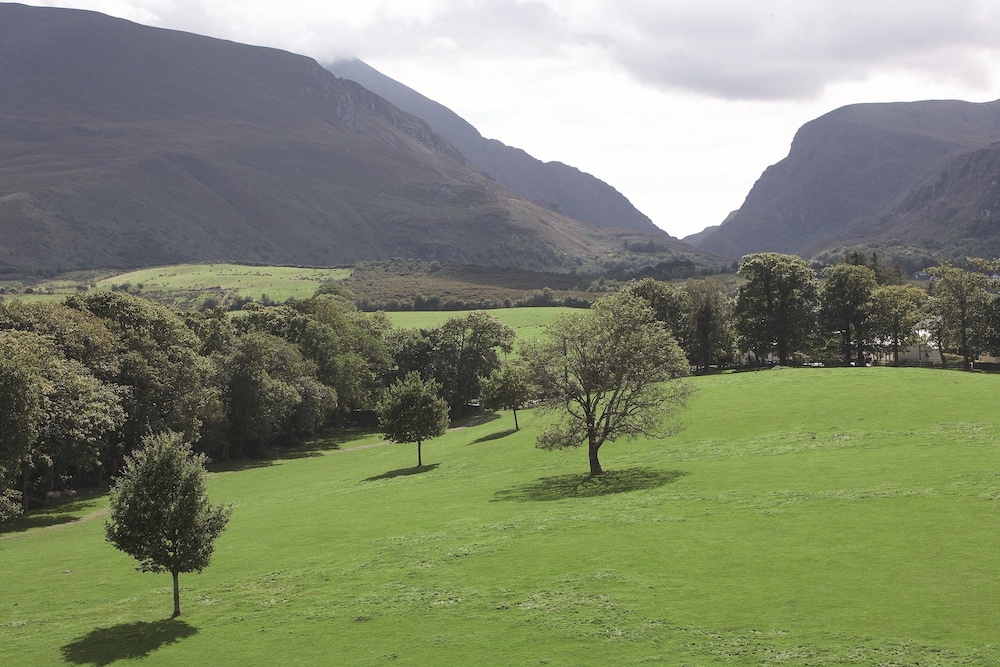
387, 306, 579, 342
3, 367, 1000, 665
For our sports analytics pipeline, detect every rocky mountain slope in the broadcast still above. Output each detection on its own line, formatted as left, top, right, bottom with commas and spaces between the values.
327, 59, 664, 236
0, 4, 680, 275
688, 99, 1000, 258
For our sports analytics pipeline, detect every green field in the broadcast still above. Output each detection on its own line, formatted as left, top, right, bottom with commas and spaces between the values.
387, 307, 579, 342
4, 367, 1000, 665
96, 264, 352, 307
1, 265, 352, 309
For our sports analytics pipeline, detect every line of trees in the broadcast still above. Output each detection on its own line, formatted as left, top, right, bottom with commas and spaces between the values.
0, 292, 517, 520
611, 252, 1000, 373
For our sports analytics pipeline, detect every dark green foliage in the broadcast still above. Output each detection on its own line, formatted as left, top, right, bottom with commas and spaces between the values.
524, 292, 691, 476
869, 284, 927, 363
480, 362, 533, 430
105, 431, 231, 618
376, 372, 450, 467
927, 263, 992, 370
681, 279, 735, 370
734, 253, 818, 365
390, 311, 514, 409
820, 264, 877, 365
0, 330, 123, 518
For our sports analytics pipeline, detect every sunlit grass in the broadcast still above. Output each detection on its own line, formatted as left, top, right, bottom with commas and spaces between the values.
4, 367, 1000, 665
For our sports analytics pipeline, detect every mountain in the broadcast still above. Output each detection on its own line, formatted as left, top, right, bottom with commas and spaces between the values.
690, 99, 1000, 258
327, 59, 664, 236
0, 4, 679, 275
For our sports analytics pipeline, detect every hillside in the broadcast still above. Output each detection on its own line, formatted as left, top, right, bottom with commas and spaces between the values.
327, 59, 665, 236
6, 368, 1000, 664
0, 4, 678, 275
690, 99, 1000, 258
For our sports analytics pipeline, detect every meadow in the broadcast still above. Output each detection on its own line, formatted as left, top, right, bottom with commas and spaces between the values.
1, 264, 352, 309
387, 307, 578, 342
3, 367, 1000, 665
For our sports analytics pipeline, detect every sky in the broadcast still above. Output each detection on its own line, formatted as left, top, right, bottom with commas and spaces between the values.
21, 0, 1000, 239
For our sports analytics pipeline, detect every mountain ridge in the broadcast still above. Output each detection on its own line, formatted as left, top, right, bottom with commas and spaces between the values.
327, 58, 665, 237
691, 98, 1000, 258
0, 3, 693, 275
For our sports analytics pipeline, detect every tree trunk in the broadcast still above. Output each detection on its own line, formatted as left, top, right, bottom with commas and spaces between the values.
512, 407, 519, 431
417, 439, 422, 468
588, 441, 604, 477
171, 571, 181, 618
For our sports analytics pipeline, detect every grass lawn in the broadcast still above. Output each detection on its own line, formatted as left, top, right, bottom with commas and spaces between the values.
387, 307, 580, 343
3, 367, 1000, 665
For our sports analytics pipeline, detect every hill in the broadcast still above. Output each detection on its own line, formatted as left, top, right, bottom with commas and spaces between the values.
4, 367, 1000, 664
328, 59, 666, 236
690, 99, 1000, 259
0, 4, 682, 275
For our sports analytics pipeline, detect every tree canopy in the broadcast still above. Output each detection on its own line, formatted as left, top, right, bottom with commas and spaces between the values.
105, 431, 232, 618
735, 253, 818, 365
376, 371, 450, 468
524, 292, 690, 476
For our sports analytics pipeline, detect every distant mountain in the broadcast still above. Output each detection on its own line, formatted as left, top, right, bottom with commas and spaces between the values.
0, 4, 679, 275
691, 99, 1000, 258
327, 59, 665, 236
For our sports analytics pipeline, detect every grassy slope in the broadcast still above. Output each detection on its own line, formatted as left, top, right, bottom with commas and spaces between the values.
4, 367, 1000, 665
387, 307, 577, 343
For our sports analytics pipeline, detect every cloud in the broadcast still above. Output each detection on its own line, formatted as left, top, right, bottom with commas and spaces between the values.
31, 0, 1000, 101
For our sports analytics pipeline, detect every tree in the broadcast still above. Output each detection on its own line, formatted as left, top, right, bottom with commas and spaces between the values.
480, 361, 533, 430
869, 284, 927, 363
819, 263, 877, 365
523, 292, 690, 477
105, 431, 232, 618
0, 330, 124, 515
681, 279, 734, 370
734, 253, 818, 365
621, 277, 688, 345
376, 372, 450, 467
927, 263, 991, 370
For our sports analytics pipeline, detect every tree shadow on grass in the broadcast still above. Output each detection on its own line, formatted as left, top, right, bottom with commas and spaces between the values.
286, 427, 379, 457
363, 463, 440, 482
1, 488, 108, 535
470, 428, 518, 444
61, 619, 197, 666
493, 467, 689, 502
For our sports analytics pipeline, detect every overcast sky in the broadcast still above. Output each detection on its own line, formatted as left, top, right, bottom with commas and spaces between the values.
23, 0, 1000, 238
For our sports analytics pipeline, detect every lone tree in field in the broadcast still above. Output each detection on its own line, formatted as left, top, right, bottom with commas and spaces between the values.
480, 361, 533, 430
105, 431, 232, 618
377, 371, 450, 467
524, 292, 691, 477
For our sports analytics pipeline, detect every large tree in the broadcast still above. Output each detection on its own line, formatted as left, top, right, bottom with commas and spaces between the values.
820, 263, 877, 365
869, 284, 927, 363
681, 279, 734, 370
734, 253, 818, 365
927, 263, 991, 370
105, 431, 232, 618
0, 330, 124, 515
523, 292, 690, 477
376, 371, 450, 468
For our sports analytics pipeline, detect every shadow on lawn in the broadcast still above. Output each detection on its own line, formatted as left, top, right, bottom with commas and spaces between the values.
61, 619, 197, 666
207, 428, 380, 473
1, 488, 108, 535
364, 463, 440, 482
470, 428, 518, 444
493, 467, 689, 502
